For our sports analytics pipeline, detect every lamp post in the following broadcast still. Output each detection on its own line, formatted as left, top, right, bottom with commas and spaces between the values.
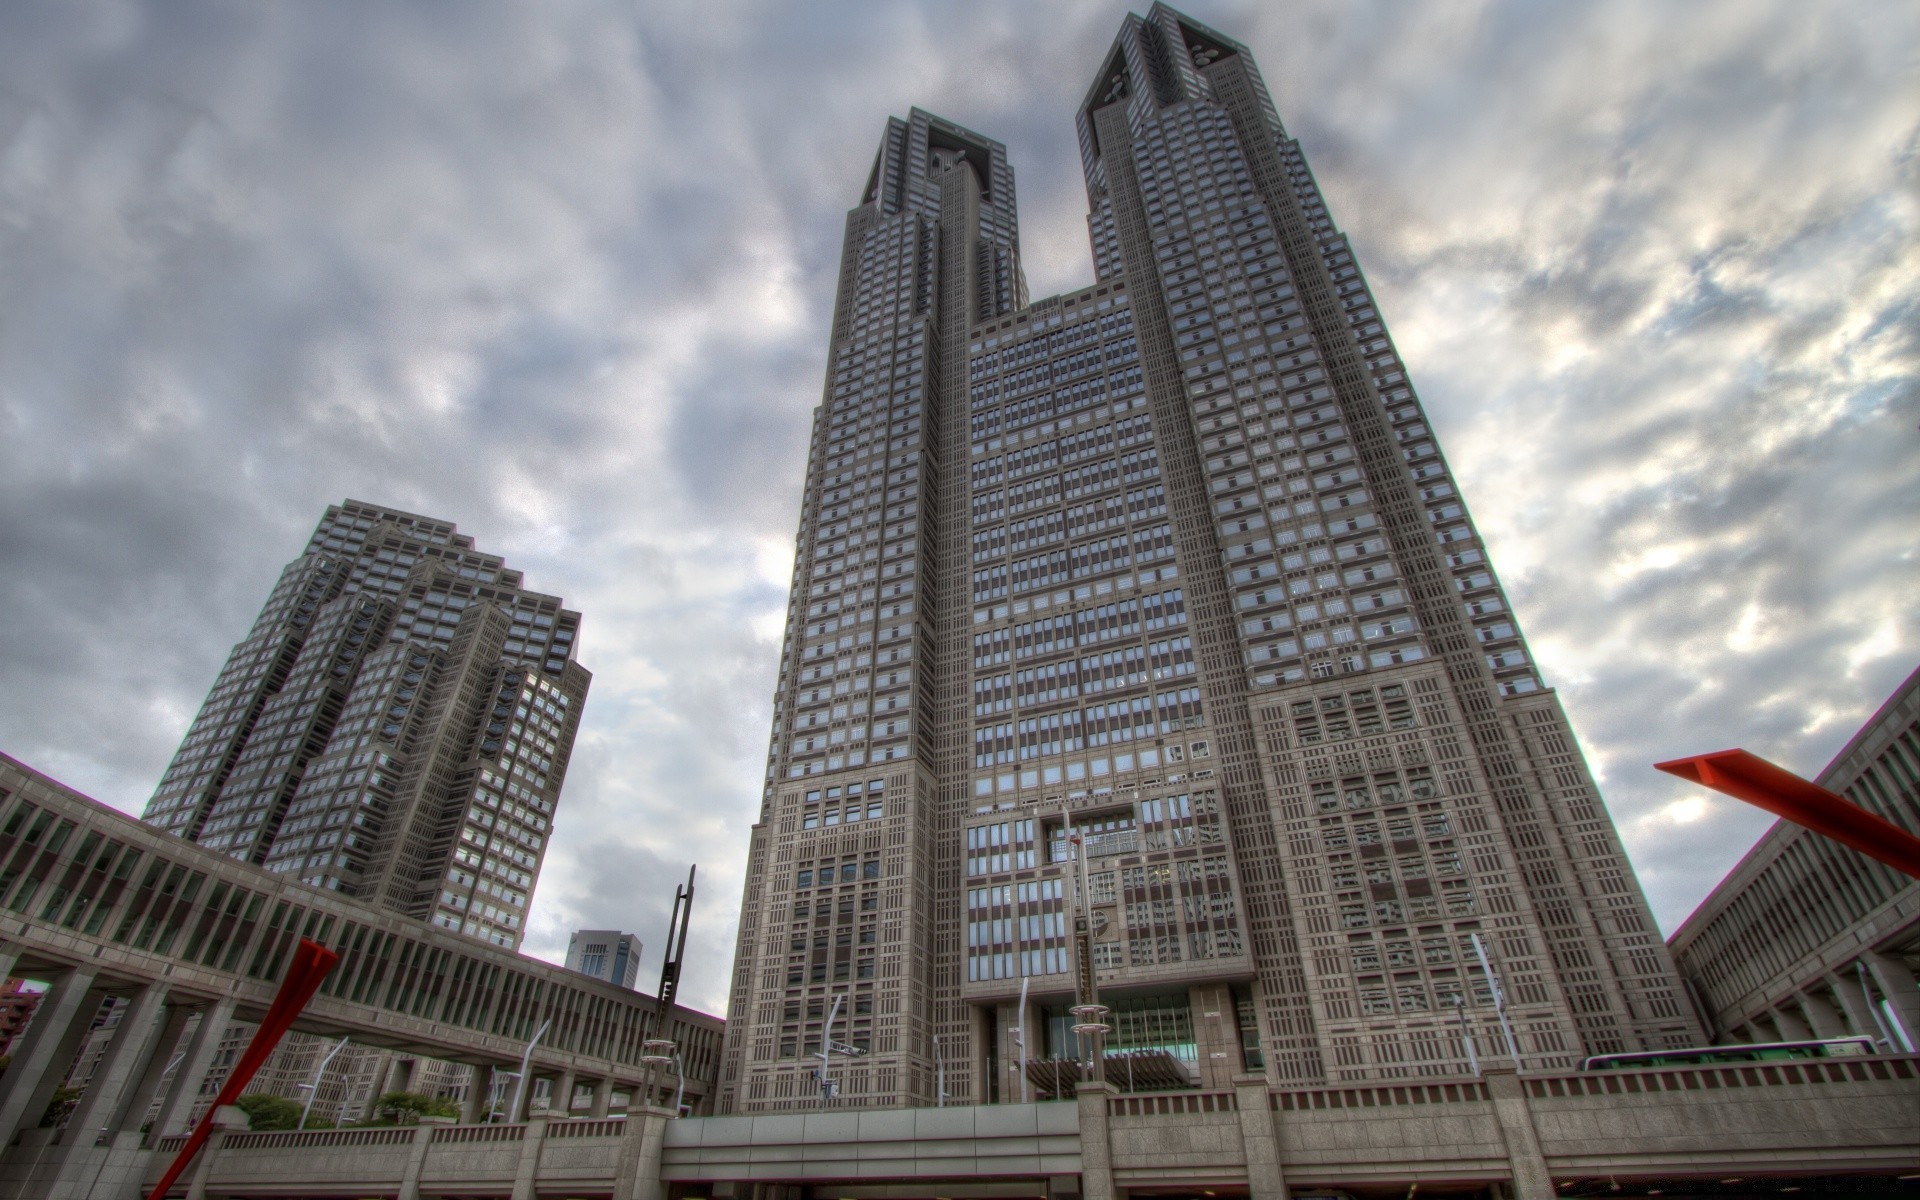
640, 1039, 677, 1113
506, 1019, 551, 1122
296, 1037, 350, 1129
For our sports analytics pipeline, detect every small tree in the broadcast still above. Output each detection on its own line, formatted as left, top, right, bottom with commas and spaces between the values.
233, 1093, 307, 1131
372, 1090, 458, 1124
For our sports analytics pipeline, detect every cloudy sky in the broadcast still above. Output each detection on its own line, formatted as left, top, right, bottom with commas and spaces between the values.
1, 0, 1914, 1016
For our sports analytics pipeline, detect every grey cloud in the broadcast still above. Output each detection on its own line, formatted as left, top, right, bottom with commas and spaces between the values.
1, 0, 1914, 1012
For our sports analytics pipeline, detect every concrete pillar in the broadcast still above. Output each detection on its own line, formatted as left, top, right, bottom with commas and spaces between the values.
385, 1054, 419, 1097
1483, 1068, 1552, 1200
462, 1063, 497, 1124
1863, 952, 1920, 1051
588, 1076, 614, 1119
1770, 1004, 1814, 1041
397, 1119, 437, 1200
1232, 1073, 1288, 1200
60, 983, 169, 1148
0, 944, 20, 982
1830, 969, 1894, 1046
183, 1105, 247, 1200
119, 999, 196, 1136
1074, 1080, 1117, 1200
149, 997, 235, 1138
0, 966, 101, 1146
1189, 983, 1239, 1090
613, 1106, 674, 1200
549, 1069, 577, 1117
510, 1115, 548, 1200
1797, 990, 1848, 1040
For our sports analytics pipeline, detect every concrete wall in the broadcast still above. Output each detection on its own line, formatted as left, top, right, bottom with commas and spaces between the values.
130, 1059, 1920, 1200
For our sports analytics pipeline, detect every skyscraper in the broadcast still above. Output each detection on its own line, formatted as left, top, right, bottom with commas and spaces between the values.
568, 929, 644, 990
142, 500, 589, 949
717, 5, 1698, 1113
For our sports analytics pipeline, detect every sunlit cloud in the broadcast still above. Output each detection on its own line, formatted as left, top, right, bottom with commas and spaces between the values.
1, 0, 1913, 1012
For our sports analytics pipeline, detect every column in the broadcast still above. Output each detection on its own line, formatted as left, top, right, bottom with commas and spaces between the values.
1830, 969, 1893, 1045
61, 983, 170, 1146
0, 966, 101, 1147
612, 1105, 673, 1200
183, 1104, 248, 1200
1483, 1068, 1553, 1200
1232, 1073, 1289, 1200
1074, 1080, 1116, 1200
0, 944, 20, 982
384, 1054, 419, 1097
1863, 952, 1920, 1051
118, 1000, 196, 1136
549, 1069, 577, 1118
462, 1064, 497, 1124
1769, 1005, 1813, 1041
396, 1120, 436, 1200
1189, 984, 1239, 1090
588, 1077, 613, 1119
1797, 990, 1848, 1039
510, 1115, 548, 1200
148, 997, 235, 1138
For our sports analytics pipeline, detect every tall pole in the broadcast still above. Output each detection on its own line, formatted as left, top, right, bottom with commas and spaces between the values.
508, 1019, 550, 1123
1451, 997, 1479, 1076
933, 1033, 946, 1107
816, 993, 843, 1108
1015, 975, 1030, 1104
1470, 933, 1522, 1068
1065, 818, 1111, 1085
299, 1037, 350, 1129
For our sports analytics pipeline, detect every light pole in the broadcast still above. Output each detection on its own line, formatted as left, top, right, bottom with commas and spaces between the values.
640, 1039, 677, 1114
506, 1019, 551, 1122
933, 1033, 947, 1107
813, 993, 866, 1107
1450, 996, 1479, 1076
1469, 933, 1522, 1068
296, 1037, 350, 1129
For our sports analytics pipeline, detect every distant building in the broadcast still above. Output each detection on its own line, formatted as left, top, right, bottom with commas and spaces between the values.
139, 500, 591, 952
566, 931, 642, 990
1670, 666, 1920, 1051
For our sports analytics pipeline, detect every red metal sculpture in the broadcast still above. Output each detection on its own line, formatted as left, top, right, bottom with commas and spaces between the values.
1655, 748, 1920, 881
148, 938, 341, 1199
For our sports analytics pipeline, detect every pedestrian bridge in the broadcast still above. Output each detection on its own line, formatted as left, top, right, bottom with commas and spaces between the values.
50, 1055, 1912, 1200
0, 753, 720, 1197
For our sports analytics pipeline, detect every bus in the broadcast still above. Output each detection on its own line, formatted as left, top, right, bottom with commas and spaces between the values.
1580, 1036, 1877, 1071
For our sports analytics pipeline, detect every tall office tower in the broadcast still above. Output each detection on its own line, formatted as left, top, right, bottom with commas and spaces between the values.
567, 929, 644, 989
718, 5, 1698, 1112
141, 500, 590, 949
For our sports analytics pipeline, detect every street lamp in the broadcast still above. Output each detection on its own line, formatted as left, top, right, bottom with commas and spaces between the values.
295, 1037, 350, 1129
640, 1039, 677, 1115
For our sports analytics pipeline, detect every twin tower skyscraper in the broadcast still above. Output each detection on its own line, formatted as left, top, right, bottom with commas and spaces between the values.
140, 3, 1701, 1117
714, 5, 1700, 1112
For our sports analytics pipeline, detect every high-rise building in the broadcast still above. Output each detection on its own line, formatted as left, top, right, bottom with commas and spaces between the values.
717, 5, 1703, 1113
567, 929, 644, 990
141, 500, 590, 949
1670, 666, 1920, 1051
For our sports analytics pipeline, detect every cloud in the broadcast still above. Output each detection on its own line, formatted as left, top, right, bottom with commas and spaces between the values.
0, 0, 1913, 1014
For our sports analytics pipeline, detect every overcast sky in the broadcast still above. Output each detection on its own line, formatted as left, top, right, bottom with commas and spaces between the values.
1, 0, 1914, 1016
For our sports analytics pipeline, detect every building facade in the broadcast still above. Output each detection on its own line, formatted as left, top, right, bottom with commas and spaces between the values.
140, 500, 590, 951
567, 930, 643, 990
1670, 666, 1920, 1052
716, 5, 1699, 1114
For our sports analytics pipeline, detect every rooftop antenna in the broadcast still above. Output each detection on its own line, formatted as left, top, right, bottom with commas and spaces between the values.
641, 866, 696, 1112
655, 865, 696, 1021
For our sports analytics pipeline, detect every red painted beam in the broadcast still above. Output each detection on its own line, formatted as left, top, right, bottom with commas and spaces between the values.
1655, 748, 1920, 881
149, 938, 340, 1200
